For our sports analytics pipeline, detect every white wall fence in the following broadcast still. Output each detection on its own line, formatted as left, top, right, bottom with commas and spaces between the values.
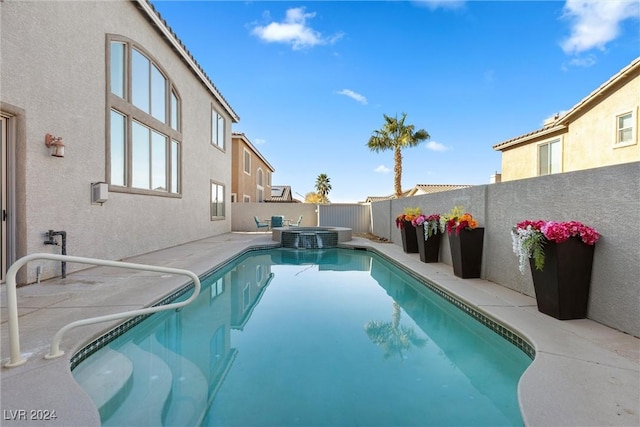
231, 203, 372, 234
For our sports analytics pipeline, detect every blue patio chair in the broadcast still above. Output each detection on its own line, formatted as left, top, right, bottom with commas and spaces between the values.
271, 215, 284, 228
289, 215, 303, 227
254, 216, 269, 230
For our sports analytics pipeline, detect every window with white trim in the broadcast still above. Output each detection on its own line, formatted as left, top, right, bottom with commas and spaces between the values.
212, 108, 225, 149
538, 138, 561, 176
108, 37, 181, 194
243, 149, 251, 174
243, 195, 251, 203
616, 111, 635, 146
210, 181, 225, 219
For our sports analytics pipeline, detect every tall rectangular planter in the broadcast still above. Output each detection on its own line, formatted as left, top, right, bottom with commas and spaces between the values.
529, 236, 595, 320
415, 224, 441, 263
400, 221, 419, 253
448, 228, 484, 278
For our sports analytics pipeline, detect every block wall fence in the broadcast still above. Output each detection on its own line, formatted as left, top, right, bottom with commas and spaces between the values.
371, 162, 639, 337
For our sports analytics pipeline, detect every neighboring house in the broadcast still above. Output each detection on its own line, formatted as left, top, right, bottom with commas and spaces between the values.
231, 132, 275, 203
267, 186, 300, 203
493, 57, 640, 182
365, 184, 472, 202
0, 0, 239, 283
405, 184, 473, 196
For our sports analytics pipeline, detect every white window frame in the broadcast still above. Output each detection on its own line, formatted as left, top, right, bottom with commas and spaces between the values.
243, 195, 251, 203
231, 193, 237, 203
537, 137, 562, 176
211, 107, 225, 150
614, 110, 636, 148
210, 181, 225, 220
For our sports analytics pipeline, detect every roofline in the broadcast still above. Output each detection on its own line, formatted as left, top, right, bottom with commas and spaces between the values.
232, 132, 276, 172
136, 0, 240, 123
492, 124, 567, 151
493, 56, 640, 151
557, 56, 640, 126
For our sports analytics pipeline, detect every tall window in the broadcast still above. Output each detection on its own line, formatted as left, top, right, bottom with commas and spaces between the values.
212, 108, 225, 149
257, 168, 264, 202
243, 149, 251, 174
538, 138, 561, 176
108, 37, 181, 195
211, 181, 225, 219
616, 112, 634, 145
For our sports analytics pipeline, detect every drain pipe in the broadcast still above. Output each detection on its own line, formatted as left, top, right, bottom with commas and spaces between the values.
44, 230, 67, 278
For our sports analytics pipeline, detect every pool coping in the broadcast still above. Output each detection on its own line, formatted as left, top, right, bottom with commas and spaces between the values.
1, 233, 638, 426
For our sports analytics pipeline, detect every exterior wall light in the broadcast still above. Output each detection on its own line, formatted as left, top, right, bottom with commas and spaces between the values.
45, 133, 65, 157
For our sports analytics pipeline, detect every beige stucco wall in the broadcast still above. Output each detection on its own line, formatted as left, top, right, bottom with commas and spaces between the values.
231, 137, 272, 203
0, 0, 234, 283
500, 69, 639, 181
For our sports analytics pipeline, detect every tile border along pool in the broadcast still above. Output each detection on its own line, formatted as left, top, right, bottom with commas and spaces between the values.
1, 233, 638, 427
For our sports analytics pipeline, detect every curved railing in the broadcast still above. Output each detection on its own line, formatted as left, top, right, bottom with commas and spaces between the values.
4, 253, 201, 368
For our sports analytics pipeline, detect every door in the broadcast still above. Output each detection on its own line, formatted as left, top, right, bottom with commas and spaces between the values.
1, 115, 7, 282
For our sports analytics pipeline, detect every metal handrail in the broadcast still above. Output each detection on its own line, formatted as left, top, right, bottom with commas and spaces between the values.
4, 253, 201, 368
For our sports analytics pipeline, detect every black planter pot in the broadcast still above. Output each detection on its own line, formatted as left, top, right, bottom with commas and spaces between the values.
400, 220, 419, 253
415, 224, 442, 263
448, 228, 484, 278
529, 236, 595, 320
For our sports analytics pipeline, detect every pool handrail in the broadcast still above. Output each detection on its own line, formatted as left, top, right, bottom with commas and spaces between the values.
4, 253, 201, 368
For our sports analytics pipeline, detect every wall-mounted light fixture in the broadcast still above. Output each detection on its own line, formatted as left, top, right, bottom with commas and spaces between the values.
45, 134, 65, 157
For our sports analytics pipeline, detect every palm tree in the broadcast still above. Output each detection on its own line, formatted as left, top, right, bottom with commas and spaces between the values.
365, 300, 427, 360
367, 113, 430, 198
314, 173, 332, 204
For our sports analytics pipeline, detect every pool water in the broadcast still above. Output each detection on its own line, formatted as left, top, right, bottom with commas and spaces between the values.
73, 248, 532, 426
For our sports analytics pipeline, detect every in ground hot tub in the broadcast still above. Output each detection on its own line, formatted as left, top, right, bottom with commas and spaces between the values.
272, 226, 352, 249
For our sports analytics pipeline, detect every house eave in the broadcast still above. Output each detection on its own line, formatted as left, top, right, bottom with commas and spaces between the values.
136, 0, 240, 123
493, 125, 567, 151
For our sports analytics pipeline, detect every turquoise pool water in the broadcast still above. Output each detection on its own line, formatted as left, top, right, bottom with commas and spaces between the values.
73, 248, 532, 426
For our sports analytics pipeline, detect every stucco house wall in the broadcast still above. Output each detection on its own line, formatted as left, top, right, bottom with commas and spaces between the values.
496, 58, 639, 181
231, 134, 274, 203
0, 0, 237, 283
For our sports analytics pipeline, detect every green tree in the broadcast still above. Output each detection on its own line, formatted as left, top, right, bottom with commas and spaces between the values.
314, 173, 332, 204
304, 192, 323, 203
367, 113, 430, 198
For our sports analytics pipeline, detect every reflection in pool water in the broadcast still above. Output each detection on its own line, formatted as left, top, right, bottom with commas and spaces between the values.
73, 248, 532, 426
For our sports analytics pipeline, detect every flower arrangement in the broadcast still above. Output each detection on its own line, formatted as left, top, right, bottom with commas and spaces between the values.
440, 206, 478, 235
412, 213, 442, 239
395, 207, 421, 228
511, 220, 600, 274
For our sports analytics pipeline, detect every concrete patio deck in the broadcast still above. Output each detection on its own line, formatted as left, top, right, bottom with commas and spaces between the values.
1, 232, 638, 426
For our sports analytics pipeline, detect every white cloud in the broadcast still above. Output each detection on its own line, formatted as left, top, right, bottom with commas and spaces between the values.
374, 165, 391, 174
560, 0, 639, 54
412, 0, 466, 11
251, 7, 344, 50
336, 89, 368, 105
254, 138, 266, 145
425, 141, 448, 152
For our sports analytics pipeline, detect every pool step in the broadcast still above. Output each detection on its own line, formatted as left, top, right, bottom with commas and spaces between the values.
101, 341, 173, 426
142, 335, 209, 426
72, 348, 133, 420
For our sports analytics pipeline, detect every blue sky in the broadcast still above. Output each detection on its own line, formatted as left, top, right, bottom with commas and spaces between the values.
151, 0, 639, 202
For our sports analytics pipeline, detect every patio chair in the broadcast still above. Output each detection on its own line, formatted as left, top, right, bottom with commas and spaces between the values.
254, 216, 269, 230
289, 215, 303, 227
271, 215, 284, 228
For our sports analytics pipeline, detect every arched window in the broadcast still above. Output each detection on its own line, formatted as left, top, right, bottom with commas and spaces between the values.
108, 36, 181, 195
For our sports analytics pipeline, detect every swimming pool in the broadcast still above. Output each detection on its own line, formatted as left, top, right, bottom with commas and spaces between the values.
72, 247, 532, 426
